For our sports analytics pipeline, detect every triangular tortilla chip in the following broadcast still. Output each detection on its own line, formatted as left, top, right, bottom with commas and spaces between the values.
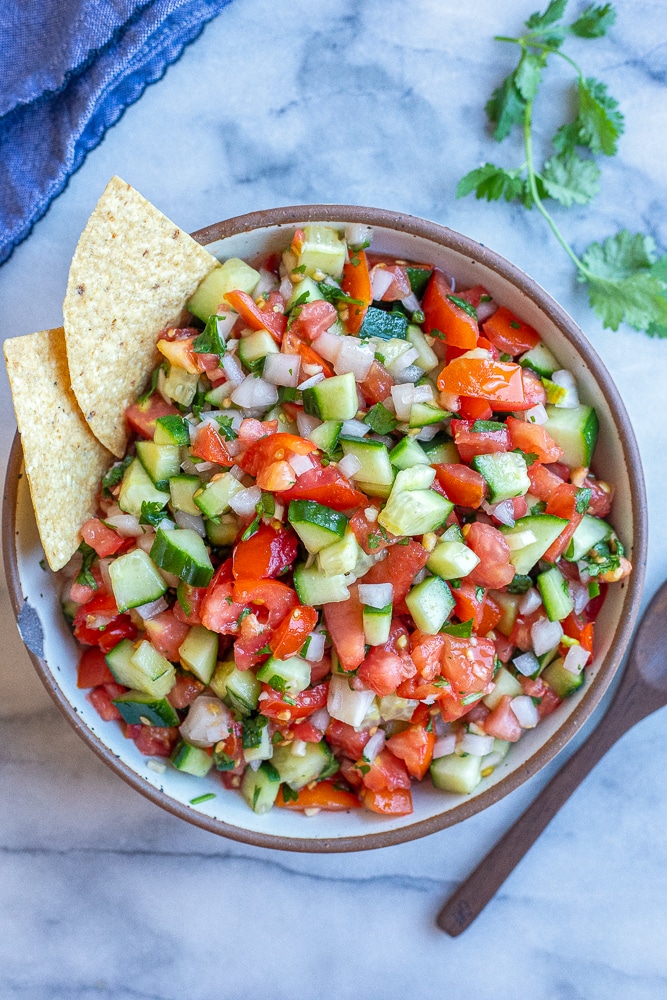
4, 328, 113, 571
63, 176, 218, 457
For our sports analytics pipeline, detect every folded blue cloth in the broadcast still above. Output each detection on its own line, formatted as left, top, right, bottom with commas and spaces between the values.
0, 0, 234, 266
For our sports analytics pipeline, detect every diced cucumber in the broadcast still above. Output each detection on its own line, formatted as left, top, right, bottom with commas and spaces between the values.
106, 638, 175, 698
293, 564, 349, 605
108, 548, 167, 613
406, 324, 438, 372
431, 753, 483, 794
408, 402, 448, 428
442, 524, 464, 543
150, 527, 214, 587
118, 458, 169, 518
471, 451, 530, 503
392, 464, 436, 492
204, 384, 231, 406
491, 591, 522, 637
564, 514, 613, 562
359, 306, 408, 341
171, 741, 214, 777
483, 665, 523, 709
389, 436, 430, 470
363, 603, 393, 646
163, 365, 199, 407
340, 436, 395, 485
206, 514, 240, 547
271, 741, 336, 790
286, 276, 325, 310
238, 330, 279, 369
241, 762, 281, 814
288, 500, 347, 553
544, 404, 599, 468
519, 342, 560, 378
500, 514, 569, 575
135, 441, 181, 485
317, 529, 360, 577
257, 655, 311, 695
297, 225, 346, 279
194, 471, 245, 518
243, 716, 273, 763
378, 487, 453, 537
308, 420, 342, 454
427, 540, 480, 580
169, 474, 201, 515
369, 336, 413, 369
154, 414, 191, 446
264, 402, 298, 434
112, 691, 180, 727
542, 656, 584, 697
405, 576, 454, 634
178, 624, 219, 684
210, 660, 261, 714
303, 372, 358, 421
356, 479, 393, 499
422, 436, 459, 464
537, 566, 574, 622
187, 258, 260, 321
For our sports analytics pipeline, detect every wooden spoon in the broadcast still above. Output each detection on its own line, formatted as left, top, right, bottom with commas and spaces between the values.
437, 579, 667, 936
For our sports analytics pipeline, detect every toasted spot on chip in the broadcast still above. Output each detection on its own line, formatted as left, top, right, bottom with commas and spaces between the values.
63, 176, 219, 457
4, 329, 113, 571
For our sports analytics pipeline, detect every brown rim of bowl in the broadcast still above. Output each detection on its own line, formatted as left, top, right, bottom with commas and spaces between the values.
3, 205, 647, 853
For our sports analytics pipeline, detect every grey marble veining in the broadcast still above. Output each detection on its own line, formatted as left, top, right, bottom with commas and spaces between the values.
1, 1, 667, 997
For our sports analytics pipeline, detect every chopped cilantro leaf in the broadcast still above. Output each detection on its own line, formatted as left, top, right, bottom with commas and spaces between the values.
447, 294, 478, 321
75, 542, 98, 590
139, 501, 170, 528
364, 402, 398, 435
193, 315, 226, 357
102, 455, 132, 497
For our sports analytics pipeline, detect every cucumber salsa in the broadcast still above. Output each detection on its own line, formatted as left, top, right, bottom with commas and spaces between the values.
65, 224, 631, 817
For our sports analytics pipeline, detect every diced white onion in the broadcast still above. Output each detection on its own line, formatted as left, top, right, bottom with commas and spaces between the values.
230, 374, 279, 409
476, 298, 497, 323
413, 568, 427, 585
179, 696, 233, 748
297, 372, 325, 390
338, 453, 362, 478
570, 581, 590, 615
563, 643, 590, 674
505, 528, 537, 550
513, 650, 540, 676
358, 583, 393, 608
134, 596, 169, 621
99, 557, 113, 593
387, 347, 419, 375
304, 632, 326, 662
273, 501, 285, 521
297, 412, 322, 437
146, 759, 167, 774
229, 464, 245, 481
311, 330, 342, 362
334, 338, 374, 381
345, 223, 372, 248
392, 364, 424, 384
364, 506, 378, 522
229, 485, 262, 516
290, 739, 308, 757
174, 510, 206, 537
510, 695, 539, 729
531, 617, 563, 657
370, 266, 394, 300
262, 353, 301, 387
248, 758, 262, 772
489, 499, 516, 527
340, 418, 370, 438
103, 514, 143, 537
302, 362, 323, 377
362, 730, 386, 762
279, 276, 293, 301
391, 383, 415, 420
401, 292, 421, 313
415, 423, 442, 441
254, 268, 280, 297
519, 587, 542, 615
221, 353, 245, 386
215, 310, 238, 342
288, 452, 315, 477
461, 732, 495, 756
194, 461, 216, 473
524, 403, 548, 425
552, 369, 580, 408
327, 676, 375, 728
309, 706, 330, 731
432, 734, 457, 759
413, 384, 434, 404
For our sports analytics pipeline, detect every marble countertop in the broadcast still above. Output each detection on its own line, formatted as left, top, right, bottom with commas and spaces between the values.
1, 1, 666, 996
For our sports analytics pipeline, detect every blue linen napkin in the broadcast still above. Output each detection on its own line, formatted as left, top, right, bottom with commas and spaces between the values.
0, 0, 234, 266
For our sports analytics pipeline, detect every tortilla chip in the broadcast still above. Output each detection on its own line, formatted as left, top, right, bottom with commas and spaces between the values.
63, 176, 218, 457
4, 328, 113, 571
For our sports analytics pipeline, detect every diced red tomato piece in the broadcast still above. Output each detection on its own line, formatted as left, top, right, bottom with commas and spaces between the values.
478, 593, 502, 634
282, 326, 335, 377
232, 579, 299, 630
519, 676, 562, 719
359, 360, 394, 404
280, 463, 367, 511
69, 579, 100, 605
482, 306, 540, 355
360, 787, 413, 815
451, 579, 486, 630
88, 685, 123, 722
191, 424, 234, 466
326, 720, 372, 759
323, 583, 365, 671
583, 475, 614, 517
277, 780, 360, 810
438, 357, 525, 407
232, 523, 299, 580
289, 719, 324, 743
157, 335, 200, 375
171, 584, 205, 627
506, 416, 564, 464
385, 724, 435, 780
411, 631, 446, 681
542, 483, 583, 562
458, 396, 494, 421
214, 721, 244, 773
528, 461, 566, 501
440, 633, 495, 699
357, 647, 416, 697
258, 682, 329, 722
508, 369, 547, 411
167, 673, 205, 709
361, 749, 412, 792
432, 463, 486, 508
378, 264, 411, 300
240, 433, 317, 477
125, 394, 179, 440
132, 725, 181, 757
201, 581, 246, 635
348, 506, 397, 553
269, 605, 318, 660
77, 648, 115, 688
288, 299, 338, 341
80, 518, 125, 557
224, 289, 287, 342
465, 522, 515, 589
233, 628, 271, 671
423, 270, 478, 349
484, 695, 522, 742
361, 539, 429, 612
450, 418, 510, 463
341, 249, 372, 333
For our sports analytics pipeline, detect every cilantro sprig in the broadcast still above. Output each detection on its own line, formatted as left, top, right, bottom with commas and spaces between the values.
457, 1, 667, 336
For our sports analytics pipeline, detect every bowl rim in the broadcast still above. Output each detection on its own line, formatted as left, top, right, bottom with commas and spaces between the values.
3, 203, 648, 853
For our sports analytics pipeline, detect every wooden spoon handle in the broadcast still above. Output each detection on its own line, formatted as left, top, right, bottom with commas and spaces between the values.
437, 702, 632, 936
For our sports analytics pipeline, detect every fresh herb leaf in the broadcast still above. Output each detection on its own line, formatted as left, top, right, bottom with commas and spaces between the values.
241, 516, 260, 541
541, 151, 601, 207
102, 455, 132, 497
441, 619, 474, 638
447, 294, 478, 320
139, 501, 170, 528
581, 231, 667, 332
237, 608, 252, 626
282, 784, 299, 803
525, 0, 568, 32
514, 51, 545, 101
507, 573, 533, 594
193, 315, 226, 357
214, 415, 237, 440
570, 3, 616, 38
317, 282, 363, 307
136, 365, 163, 405
242, 714, 268, 750
575, 487, 593, 514
577, 76, 624, 156
263, 762, 281, 782
75, 542, 98, 590
190, 793, 216, 805
485, 74, 527, 142
290, 291, 311, 310
456, 163, 528, 204
461, 691, 485, 706
364, 402, 398, 435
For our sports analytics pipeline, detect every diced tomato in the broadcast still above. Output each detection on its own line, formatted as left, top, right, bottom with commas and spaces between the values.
411, 631, 446, 681
432, 463, 486, 507
484, 694, 522, 742
277, 780, 360, 811
88, 683, 126, 722
506, 416, 564, 464
258, 682, 329, 722
269, 605, 318, 659
73, 592, 138, 650
224, 289, 287, 342
357, 647, 416, 697
423, 270, 478, 349
326, 720, 372, 759
361, 539, 429, 612
511, 496, 529, 520
69, 579, 100, 605
509, 369, 547, 411
494, 631, 515, 663
465, 522, 515, 589
167, 673, 205, 709
542, 483, 583, 562
519, 676, 562, 719
361, 749, 412, 792
289, 719, 324, 743
80, 518, 125, 557
482, 306, 540, 355
583, 475, 614, 517
458, 396, 494, 421
385, 724, 435, 780
282, 326, 335, 377
341, 249, 372, 333
528, 461, 566, 501
132, 725, 181, 757
233, 579, 299, 630
360, 787, 413, 815
232, 524, 299, 580
77, 648, 115, 688
170, 584, 204, 626
157, 335, 200, 375
440, 633, 495, 698
478, 593, 502, 634
437, 691, 484, 723
190, 424, 234, 466
562, 611, 595, 654
240, 432, 317, 478
451, 579, 486, 630
97, 618, 138, 653
125, 394, 179, 440
280, 463, 367, 511
348, 506, 397, 553
438, 357, 525, 407
510, 608, 543, 652
450, 418, 510, 463
212, 720, 244, 772
378, 264, 411, 301
359, 360, 394, 404
201, 581, 246, 635
323, 583, 365, 671
233, 627, 271, 671
288, 299, 338, 341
